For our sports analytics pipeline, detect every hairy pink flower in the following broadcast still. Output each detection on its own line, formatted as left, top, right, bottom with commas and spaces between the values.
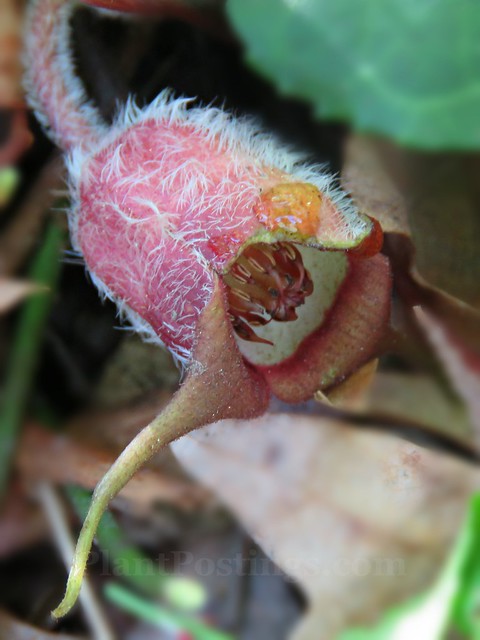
67, 94, 388, 386
24, 0, 391, 617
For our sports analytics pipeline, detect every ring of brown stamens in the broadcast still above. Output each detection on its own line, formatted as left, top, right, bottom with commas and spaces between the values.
224, 242, 314, 345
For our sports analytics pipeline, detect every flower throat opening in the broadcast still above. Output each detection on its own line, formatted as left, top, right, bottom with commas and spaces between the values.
224, 242, 314, 345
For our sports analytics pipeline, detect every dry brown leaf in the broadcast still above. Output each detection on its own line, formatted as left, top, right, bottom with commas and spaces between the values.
342, 135, 410, 236
343, 134, 480, 433
384, 232, 480, 366
416, 307, 480, 442
16, 423, 209, 511
364, 371, 473, 446
343, 135, 480, 309
0, 278, 41, 314
397, 155, 480, 309
171, 413, 479, 639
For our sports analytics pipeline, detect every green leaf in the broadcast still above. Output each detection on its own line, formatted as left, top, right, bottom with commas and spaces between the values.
227, 0, 480, 150
451, 495, 480, 638
338, 494, 480, 640
0, 222, 63, 501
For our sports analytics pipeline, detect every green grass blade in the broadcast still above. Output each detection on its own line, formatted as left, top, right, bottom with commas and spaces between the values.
104, 582, 234, 640
0, 222, 63, 500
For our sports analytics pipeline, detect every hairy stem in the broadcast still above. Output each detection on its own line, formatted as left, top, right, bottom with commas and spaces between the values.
25, 0, 105, 151
52, 284, 270, 618
52, 397, 193, 618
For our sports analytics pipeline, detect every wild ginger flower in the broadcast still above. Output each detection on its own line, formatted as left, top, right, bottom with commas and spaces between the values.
67, 95, 389, 393
25, 0, 391, 617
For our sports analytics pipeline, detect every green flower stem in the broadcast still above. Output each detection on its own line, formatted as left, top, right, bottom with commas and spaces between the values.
104, 582, 234, 640
65, 484, 168, 595
52, 412, 183, 618
52, 282, 268, 619
0, 222, 63, 501
65, 484, 207, 611
52, 368, 227, 619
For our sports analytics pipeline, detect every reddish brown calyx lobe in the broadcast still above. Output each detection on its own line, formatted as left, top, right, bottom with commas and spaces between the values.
348, 216, 384, 257
224, 242, 313, 345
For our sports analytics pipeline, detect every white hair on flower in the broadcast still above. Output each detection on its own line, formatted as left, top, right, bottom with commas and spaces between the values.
79, 88, 364, 238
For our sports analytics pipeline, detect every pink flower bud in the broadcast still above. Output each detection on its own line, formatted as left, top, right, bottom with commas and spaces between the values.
65, 93, 385, 370
25, 0, 391, 396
